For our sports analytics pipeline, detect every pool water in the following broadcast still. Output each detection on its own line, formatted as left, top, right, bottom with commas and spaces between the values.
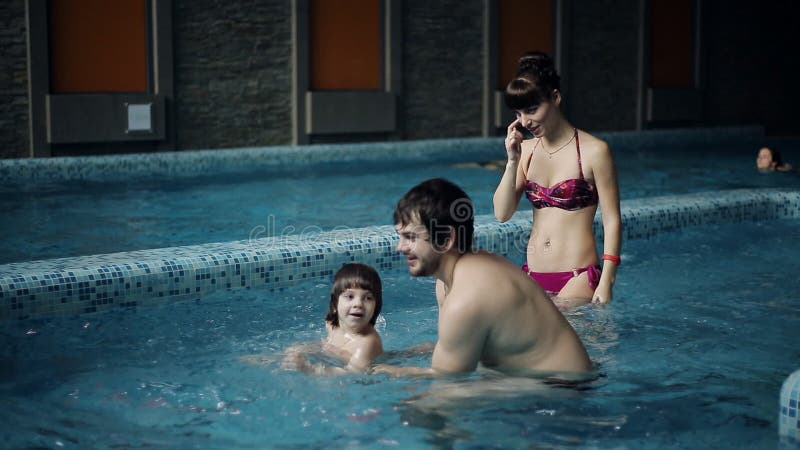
0, 163, 501, 264
615, 144, 800, 197
2, 218, 798, 448
3, 142, 800, 265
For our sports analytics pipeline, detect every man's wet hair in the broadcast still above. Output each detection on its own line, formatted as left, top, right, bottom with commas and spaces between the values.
393, 178, 474, 253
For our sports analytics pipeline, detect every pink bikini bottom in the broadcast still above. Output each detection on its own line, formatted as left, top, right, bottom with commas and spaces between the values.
522, 263, 601, 294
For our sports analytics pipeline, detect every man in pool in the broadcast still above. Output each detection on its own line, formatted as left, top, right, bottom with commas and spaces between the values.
373, 178, 592, 379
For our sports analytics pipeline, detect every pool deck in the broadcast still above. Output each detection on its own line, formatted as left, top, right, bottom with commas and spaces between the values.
1, 188, 798, 320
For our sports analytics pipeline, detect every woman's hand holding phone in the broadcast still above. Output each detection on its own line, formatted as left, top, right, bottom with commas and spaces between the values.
515, 123, 535, 140
505, 119, 526, 164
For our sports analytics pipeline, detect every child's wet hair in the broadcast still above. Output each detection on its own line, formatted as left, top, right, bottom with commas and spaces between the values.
504, 51, 561, 111
326, 263, 383, 327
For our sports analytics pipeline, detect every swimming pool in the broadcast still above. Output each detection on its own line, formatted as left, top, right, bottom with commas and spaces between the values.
2, 126, 798, 264
1, 126, 800, 319
2, 126, 799, 447
2, 218, 798, 448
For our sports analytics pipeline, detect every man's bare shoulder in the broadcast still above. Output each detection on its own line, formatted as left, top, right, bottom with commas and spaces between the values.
452, 252, 549, 309
457, 251, 518, 280
450, 252, 522, 298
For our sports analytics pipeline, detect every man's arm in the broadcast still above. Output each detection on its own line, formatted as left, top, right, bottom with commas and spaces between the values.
431, 292, 487, 373
371, 364, 436, 377
375, 291, 487, 377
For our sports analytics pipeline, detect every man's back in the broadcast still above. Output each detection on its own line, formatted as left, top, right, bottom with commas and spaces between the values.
437, 251, 592, 375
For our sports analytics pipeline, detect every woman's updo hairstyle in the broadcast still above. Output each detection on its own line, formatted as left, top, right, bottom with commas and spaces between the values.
504, 51, 561, 111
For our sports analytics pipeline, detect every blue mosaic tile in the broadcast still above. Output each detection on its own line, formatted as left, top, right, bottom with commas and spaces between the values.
0, 138, 502, 185
0, 188, 798, 320
0, 126, 762, 185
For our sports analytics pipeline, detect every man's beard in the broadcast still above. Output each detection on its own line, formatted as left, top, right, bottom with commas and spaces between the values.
409, 252, 440, 277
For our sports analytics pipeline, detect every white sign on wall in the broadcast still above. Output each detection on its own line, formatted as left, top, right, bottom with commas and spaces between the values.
127, 103, 153, 132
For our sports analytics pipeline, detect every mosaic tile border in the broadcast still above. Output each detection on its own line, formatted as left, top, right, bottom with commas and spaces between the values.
781, 369, 800, 443
0, 138, 500, 184
1, 188, 798, 320
0, 126, 763, 184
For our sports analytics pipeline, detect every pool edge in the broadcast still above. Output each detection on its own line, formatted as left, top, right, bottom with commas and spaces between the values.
2, 188, 799, 320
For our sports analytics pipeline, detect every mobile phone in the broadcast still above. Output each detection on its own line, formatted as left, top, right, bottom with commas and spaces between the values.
515, 123, 535, 140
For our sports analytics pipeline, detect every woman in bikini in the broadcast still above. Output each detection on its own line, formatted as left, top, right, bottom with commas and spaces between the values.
493, 51, 621, 306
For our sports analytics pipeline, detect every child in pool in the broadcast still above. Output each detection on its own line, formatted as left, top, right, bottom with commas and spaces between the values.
282, 263, 384, 375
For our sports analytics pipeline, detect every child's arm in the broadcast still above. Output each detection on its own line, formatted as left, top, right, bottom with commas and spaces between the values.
282, 350, 349, 376
343, 335, 383, 373
241, 341, 322, 367
284, 334, 383, 376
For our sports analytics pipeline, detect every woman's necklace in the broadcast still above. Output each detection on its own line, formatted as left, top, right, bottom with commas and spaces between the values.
539, 128, 576, 159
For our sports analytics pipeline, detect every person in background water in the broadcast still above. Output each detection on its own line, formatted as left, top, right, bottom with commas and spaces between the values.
281, 263, 384, 375
756, 146, 794, 172
493, 51, 621, 307
373, 178, 592, 379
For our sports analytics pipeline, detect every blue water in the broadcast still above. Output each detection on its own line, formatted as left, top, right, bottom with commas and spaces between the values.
2, 219, 798, 448
2, 142, 800, 265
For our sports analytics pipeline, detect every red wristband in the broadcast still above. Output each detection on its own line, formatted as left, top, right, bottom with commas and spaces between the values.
602, 253, 621, 265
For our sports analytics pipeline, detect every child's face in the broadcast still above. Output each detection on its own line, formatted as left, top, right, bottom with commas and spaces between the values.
336, 287, 377, 333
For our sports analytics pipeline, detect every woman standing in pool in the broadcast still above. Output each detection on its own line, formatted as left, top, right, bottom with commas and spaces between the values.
493, 51, 621, 306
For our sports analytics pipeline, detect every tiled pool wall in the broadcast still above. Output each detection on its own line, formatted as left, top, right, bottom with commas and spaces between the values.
2, 188, 798, 321
780, 369, 800, 443
0, 125, 765, 184
2, 125, 796, 320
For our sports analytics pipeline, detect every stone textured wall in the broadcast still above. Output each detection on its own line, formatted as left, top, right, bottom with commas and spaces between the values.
0, 0, 29, 158
566, 0, 641, 132
0, 0, 798, 159
400, 0, 485, 140
702, 1, 800, 135
172, 0, 293, 150
703, 3, 761, 126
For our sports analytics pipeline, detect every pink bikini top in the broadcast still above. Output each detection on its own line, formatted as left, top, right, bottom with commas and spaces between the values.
523, 129, 599, 211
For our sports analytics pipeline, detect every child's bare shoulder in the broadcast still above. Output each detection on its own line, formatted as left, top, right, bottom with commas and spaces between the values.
359, 328, 384, 357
